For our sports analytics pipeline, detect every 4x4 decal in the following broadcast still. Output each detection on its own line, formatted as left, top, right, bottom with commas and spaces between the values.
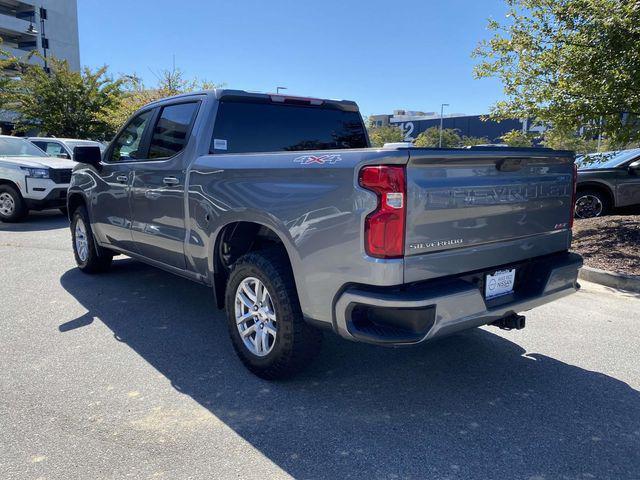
293, 154, 342, 165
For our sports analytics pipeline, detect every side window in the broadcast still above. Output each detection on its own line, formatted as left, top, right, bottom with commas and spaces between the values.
110, 110, 153, 162
148, 102, 199, 160
42, 142, 69, 158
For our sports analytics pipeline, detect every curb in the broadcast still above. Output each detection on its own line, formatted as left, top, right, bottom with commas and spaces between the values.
579, 266, 640, 293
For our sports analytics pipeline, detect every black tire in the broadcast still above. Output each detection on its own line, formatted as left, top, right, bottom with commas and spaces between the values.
225, 248, 322, 380
0, 184, 27, 222
574, 188, 610, 218
70, 205, 113, 273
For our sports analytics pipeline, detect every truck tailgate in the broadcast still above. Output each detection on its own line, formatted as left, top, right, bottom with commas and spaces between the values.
404, 149, 575, 282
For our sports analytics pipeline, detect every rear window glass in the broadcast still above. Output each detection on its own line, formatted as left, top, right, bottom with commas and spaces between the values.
211, 101, 368, 154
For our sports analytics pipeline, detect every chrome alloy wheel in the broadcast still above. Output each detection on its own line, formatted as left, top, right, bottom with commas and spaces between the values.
575, 194, 603, 218
0, 192, 15, 217
235, 277, 277, 357
74, 217, 89, 262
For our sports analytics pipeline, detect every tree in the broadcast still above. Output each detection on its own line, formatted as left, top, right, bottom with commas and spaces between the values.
500, 129, 535, 147
474, 0, 640, 146
541, 126, 599, 153
0, 41, 33, 111
413, 127, 462, 148
109, 68, 223, 132
460, 135, 490, 147
8, 58, 127, 140
368, 125, 404, 147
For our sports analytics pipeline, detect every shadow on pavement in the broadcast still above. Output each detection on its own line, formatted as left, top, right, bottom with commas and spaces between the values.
59, 259, 640, 479
0, 210, 68, 232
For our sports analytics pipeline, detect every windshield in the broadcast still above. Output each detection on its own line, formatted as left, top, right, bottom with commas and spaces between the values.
577, 149, 640, 169
0, 137, 48, 157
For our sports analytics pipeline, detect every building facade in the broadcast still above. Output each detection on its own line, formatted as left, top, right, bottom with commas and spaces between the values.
0, 0, 79, 70
373, 110, 546, 144
0, 0, 79, 132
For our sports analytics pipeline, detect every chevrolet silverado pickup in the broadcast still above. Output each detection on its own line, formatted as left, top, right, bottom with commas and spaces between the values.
67, 89, 583, 379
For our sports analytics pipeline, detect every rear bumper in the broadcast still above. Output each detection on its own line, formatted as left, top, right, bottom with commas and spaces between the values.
333, 251, 582, 345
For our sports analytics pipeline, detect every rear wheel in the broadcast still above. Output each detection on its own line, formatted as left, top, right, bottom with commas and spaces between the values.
224, 248, 322, 380
71, 205, 113, 273
574, 189, 610, 218
0, 184, 27, 222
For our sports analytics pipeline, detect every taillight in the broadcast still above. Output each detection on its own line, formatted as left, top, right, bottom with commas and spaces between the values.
569, 162, 578, 229
359, 165, 406, 258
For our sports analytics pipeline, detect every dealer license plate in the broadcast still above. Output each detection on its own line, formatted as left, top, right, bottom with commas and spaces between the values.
485, 269, 516, 299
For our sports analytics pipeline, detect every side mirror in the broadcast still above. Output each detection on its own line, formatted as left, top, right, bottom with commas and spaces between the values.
74, 146, 102, 167
628, 160, 640, 174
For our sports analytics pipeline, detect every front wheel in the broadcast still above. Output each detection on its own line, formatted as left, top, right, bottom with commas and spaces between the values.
224, 248, 322, 380
71, 206, 113, 273
574, 189, 610, 218
0, 184, 27, 222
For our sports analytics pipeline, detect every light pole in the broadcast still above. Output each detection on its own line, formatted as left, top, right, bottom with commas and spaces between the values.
439, 103, 449, 148
276, 86, 287, 94
597, 115, 603, 151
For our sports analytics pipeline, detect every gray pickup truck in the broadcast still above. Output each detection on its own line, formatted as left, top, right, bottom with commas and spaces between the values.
68, 89, 582, 379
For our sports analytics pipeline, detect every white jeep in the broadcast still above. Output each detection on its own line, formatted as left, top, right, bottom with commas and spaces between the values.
0, 135, 75, 222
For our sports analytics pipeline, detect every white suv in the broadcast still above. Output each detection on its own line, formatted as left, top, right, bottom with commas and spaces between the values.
0, 135, 76, 222
27, 137, 105, 161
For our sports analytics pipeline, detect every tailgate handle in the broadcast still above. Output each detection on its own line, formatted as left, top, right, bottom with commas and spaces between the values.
496, 158, 526, 172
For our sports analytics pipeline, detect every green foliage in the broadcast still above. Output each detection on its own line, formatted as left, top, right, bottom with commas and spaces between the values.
0, 53, 224, 140
8, 58, 127, 140
0, 40, 30, 110
413, 127, 462, 148
541, 127, 599, 153
368, 125, 404, 147
110, 69, 223, 133
500, 129, 535, 147
473, 0, 640, 145
460, 135, 490, 147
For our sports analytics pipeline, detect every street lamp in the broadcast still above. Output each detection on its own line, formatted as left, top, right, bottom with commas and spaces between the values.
276, 86, 287, 94
439, 103, 449, 148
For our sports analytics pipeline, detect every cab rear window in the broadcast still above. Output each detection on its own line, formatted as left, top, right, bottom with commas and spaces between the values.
211, 101, 368, 154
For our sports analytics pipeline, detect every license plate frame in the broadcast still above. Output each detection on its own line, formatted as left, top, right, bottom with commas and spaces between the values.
485, 268, 516, 300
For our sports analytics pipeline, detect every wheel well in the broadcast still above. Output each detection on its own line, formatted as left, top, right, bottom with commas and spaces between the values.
0, 179, 22, 194
212, 221, 289, 309
576, 183, 614, 207
67, 193, 86, 220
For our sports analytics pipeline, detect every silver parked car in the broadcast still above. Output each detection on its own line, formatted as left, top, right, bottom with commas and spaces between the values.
27, 137, 105, 161
66, 89, 582, 379
575, 148, 640, 218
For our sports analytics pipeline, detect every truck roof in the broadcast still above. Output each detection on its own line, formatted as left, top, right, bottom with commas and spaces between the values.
144, 88, 360, 112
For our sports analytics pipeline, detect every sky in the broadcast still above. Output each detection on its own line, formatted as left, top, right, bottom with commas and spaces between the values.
78, 0, 508, 117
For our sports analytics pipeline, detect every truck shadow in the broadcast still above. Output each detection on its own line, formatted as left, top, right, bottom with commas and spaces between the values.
0, 210, 68, 232
59, 259, 640, 479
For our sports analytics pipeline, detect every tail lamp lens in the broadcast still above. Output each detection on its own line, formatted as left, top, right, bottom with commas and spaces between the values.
359, 165, 406, 258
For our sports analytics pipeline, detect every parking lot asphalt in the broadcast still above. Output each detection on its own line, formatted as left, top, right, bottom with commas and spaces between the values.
1, 212, 639, 480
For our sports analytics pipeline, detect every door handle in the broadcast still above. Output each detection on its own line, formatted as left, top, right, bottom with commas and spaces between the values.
162, 176, 179, 186
116, 175, 128, 184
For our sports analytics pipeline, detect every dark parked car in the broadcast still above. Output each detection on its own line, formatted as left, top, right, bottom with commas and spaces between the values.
575, 148, 640, 218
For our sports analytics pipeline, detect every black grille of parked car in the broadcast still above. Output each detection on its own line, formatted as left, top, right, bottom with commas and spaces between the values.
50, 169, 72, 184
